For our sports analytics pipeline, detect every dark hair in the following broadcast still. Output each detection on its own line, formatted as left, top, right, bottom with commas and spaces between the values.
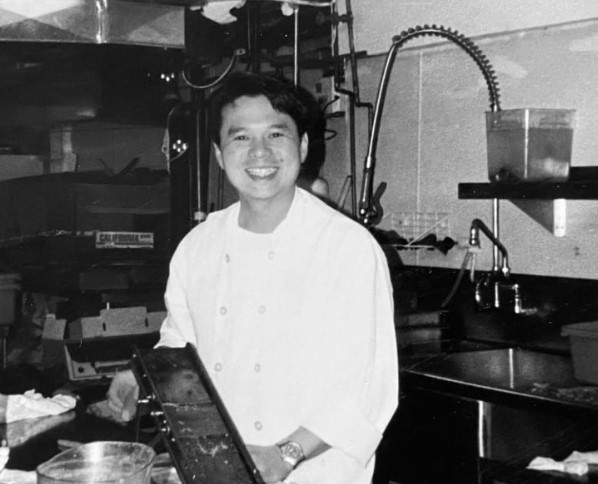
208, 72, 312, 146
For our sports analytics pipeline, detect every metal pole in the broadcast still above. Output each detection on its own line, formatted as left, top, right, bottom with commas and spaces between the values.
293, 5, 300, 85
492, 198, 500, 272
1, 333, 6, 369
248, 1, 261, 73
195, 88, 209, 224
348, 94, 357, 216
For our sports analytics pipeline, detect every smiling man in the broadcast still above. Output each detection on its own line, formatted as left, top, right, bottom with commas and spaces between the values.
213, 93, 308, 233
108, 72, 398, 484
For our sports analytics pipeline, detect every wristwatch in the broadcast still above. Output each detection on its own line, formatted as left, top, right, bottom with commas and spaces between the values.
277, 440, 305, 468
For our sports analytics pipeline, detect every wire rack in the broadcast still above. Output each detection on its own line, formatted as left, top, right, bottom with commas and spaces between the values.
383, 211, 450, 249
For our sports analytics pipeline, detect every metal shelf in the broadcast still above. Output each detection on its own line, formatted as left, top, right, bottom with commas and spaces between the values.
458, 180, 598, 237
458, 181, 598, 200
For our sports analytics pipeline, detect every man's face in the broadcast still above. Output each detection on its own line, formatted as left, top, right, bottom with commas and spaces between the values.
214, 95, 308, 207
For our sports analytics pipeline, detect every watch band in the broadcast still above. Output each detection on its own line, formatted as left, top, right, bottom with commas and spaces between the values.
278, 440, 305, 468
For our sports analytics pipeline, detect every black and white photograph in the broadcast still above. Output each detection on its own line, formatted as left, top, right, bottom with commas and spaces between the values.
1, 1, 598, 483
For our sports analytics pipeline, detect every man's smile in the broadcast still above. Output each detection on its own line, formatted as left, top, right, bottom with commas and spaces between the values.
246, 166, 279, 178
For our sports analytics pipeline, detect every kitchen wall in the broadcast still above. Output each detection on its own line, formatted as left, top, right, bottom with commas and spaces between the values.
322, 3, 598, 280
340, 0, 598, 57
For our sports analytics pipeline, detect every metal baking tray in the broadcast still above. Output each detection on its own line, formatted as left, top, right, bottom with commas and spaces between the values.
130, 344, 265, 484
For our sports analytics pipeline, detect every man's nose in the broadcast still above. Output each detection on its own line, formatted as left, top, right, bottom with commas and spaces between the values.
249, 137, 270, 157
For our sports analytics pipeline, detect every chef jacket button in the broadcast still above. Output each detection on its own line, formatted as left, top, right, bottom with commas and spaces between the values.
254, 363, 261, 372
220, 306, 227, 315
214, 363, 222, 372
267, 251, 275, 260
254, 421, 263, 431
258, 305, 266, 314
224, 254, 230, 263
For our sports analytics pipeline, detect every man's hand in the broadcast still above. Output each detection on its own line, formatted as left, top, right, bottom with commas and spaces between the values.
247, 444, 292, 483
106, 369, 139, 422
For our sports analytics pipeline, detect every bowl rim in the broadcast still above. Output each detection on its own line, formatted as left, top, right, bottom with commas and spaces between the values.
36, 440, 156, 483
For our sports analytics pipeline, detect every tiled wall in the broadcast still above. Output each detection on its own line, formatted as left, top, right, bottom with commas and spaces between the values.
322, 17, 598, 280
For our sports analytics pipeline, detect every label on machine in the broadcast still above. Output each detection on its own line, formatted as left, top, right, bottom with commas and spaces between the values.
95, 231, 154, 249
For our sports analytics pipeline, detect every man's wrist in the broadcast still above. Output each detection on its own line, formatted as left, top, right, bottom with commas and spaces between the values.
277, 440, 305, 468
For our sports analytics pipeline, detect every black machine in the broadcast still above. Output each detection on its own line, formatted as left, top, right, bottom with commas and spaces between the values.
130, 344, 265, 484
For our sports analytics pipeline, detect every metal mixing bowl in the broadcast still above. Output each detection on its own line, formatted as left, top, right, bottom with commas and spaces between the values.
36, 441, 156, 484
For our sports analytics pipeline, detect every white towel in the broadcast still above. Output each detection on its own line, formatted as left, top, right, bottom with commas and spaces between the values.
0, 447, 8, 472
3, 390, 76, 423
528, 450, 598, 476
0, 446, 36, 484
0, 469, 36, 484
0, 390, 76, 484
201, 0, 246, 24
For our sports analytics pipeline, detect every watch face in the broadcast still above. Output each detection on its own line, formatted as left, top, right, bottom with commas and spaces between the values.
282, 441, 303, 460
280, 441, 304, 467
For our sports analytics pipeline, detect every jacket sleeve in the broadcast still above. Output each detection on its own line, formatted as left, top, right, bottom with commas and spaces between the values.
157, 238, 195, 348
300, 227, 399, 466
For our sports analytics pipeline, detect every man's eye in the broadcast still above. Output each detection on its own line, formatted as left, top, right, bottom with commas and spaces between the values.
269, 132, 283, 138
233, 135, 249, 141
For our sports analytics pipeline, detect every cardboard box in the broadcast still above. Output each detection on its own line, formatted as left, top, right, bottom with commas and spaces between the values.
0, 155, 44, 181
65, 308, 166, 381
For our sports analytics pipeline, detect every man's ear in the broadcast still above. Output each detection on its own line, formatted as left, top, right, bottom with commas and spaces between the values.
300, 133, 309, 164
213, 143, 224, 169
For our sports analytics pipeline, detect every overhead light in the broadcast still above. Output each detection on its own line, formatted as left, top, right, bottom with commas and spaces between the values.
160, 72, 176, 83
172, 139, 188, 153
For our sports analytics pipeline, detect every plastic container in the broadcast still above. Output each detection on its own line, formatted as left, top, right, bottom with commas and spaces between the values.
0, 273, 20, 326
486, 109, 575, 181
36, 441, 156, 484
561, 321, 598, 384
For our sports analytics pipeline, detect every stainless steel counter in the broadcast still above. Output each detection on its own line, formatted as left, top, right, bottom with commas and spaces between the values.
402, 347, 598, 412
386, 347, 598, 483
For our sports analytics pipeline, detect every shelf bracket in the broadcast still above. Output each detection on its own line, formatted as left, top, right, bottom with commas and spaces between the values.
510, 199, 566, 237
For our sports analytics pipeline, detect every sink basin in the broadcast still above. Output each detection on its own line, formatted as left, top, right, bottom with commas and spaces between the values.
406, 347, 576, 391
399, 338, 509, 362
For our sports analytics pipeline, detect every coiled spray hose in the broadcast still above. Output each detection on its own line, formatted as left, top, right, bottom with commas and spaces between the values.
358, 24, 501, 227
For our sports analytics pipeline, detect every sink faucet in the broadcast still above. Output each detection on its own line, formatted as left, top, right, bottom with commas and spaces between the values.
468, 219, 536, 314
469, 218, 510, 278
469, 218, 512, 310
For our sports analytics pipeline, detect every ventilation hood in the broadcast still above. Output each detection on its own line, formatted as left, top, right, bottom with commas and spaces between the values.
0, 0, 332, 126
0, 0, 189, 126
0, 0, 185, 48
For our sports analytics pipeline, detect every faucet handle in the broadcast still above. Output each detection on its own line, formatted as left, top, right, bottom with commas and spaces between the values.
511, 283, 522, 313
499, 282, 537, 315
474, 274, 495, 310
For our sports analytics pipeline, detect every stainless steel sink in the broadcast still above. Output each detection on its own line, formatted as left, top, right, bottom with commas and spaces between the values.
406, 347, 576, 391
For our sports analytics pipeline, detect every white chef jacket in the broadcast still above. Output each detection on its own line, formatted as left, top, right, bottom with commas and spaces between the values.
158, 187, 398, 484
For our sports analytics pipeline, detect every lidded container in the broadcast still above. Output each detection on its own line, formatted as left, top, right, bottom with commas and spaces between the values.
486, 109, 575, 182
36, 441, 156, 484
562, 321, 598, 385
